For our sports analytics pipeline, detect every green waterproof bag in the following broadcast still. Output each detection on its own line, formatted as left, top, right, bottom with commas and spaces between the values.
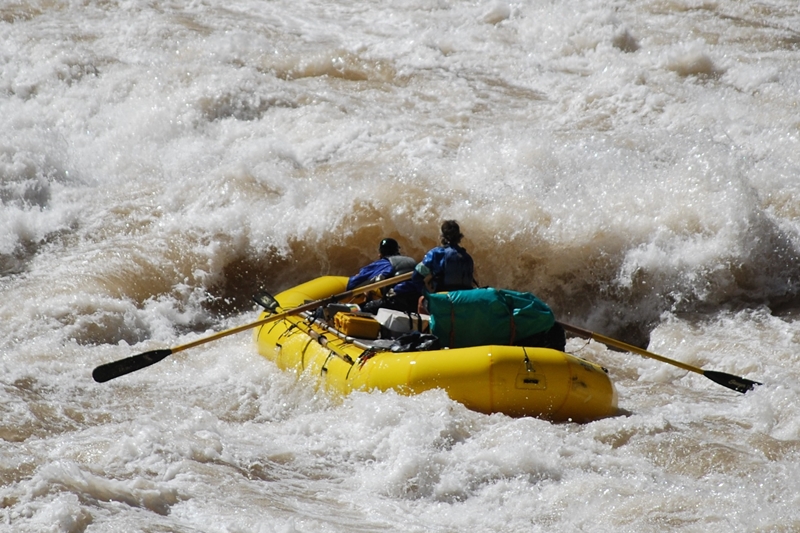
426, 288, 555, 349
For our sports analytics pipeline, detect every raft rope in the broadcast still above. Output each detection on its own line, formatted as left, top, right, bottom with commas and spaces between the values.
522, 348, 533, 373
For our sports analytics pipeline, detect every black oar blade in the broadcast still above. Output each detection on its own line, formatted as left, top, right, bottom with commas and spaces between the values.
92, 349, 173, 383
703, 370, 761, 394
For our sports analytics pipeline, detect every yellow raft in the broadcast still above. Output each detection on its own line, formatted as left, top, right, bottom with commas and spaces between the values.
253, 276, 618, 422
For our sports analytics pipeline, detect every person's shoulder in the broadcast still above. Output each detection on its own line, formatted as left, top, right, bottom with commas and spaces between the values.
365, 257, 391, 267
389, 255, 416, 272
422, 246, 444, 259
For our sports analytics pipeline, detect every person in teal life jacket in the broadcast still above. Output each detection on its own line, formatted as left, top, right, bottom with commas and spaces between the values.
413, 220, 477, 293
347, 238, 421, 314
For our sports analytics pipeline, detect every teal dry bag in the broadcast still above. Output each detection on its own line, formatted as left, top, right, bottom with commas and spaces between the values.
425, 288, 555, 348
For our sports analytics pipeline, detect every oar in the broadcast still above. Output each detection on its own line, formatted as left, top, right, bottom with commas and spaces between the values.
92, 272, 414, 383
559, 322, 761, 394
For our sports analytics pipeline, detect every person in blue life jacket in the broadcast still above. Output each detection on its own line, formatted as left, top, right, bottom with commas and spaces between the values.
413, 220, 477, 294
414, 221, 564, 350
348, 238, 422, 314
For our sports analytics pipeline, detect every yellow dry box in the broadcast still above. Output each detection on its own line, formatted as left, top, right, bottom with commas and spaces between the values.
334, 312, 381, 339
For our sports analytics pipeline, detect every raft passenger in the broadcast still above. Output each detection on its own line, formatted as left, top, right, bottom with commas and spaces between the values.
413, 220, 476, 293
348, 238, 421, 314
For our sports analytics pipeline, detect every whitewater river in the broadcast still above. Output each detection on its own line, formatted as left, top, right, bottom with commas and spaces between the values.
2, 0, 799, 531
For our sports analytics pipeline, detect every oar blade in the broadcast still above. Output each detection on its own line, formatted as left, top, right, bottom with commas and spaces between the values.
92, 349, 173, 383
703, 370, 761, 394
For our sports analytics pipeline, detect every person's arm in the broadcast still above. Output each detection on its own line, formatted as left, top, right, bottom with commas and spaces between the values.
414, 249, 438, 292
414, 268, 434, 292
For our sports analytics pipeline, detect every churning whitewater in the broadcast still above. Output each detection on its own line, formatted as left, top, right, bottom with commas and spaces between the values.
1, 0, 800, 531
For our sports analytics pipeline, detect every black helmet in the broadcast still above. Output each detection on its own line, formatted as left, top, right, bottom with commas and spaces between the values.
379, 238, 400, 256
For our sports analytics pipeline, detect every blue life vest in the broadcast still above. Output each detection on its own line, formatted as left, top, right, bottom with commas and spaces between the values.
421, 244, 473, 292
441, 245, 473, 291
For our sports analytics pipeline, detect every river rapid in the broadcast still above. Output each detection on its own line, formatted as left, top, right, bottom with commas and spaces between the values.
2, 0, 800, 531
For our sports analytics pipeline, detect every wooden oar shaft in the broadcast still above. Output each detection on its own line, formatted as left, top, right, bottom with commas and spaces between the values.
559, 321, 760, 393
171, 271, 413, 354
169, 314, 287, 355
93, 271, 414, 382
559, 322, 703, 375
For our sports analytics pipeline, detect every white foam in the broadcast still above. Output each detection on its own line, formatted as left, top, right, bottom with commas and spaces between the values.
2, 0, 800, 530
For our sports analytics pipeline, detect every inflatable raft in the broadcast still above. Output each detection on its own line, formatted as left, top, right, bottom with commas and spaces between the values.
253, 276, 618, 422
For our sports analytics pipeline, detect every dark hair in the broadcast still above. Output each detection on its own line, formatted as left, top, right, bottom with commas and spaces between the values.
379, 238, 400, 256
440, 220, 463, 246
